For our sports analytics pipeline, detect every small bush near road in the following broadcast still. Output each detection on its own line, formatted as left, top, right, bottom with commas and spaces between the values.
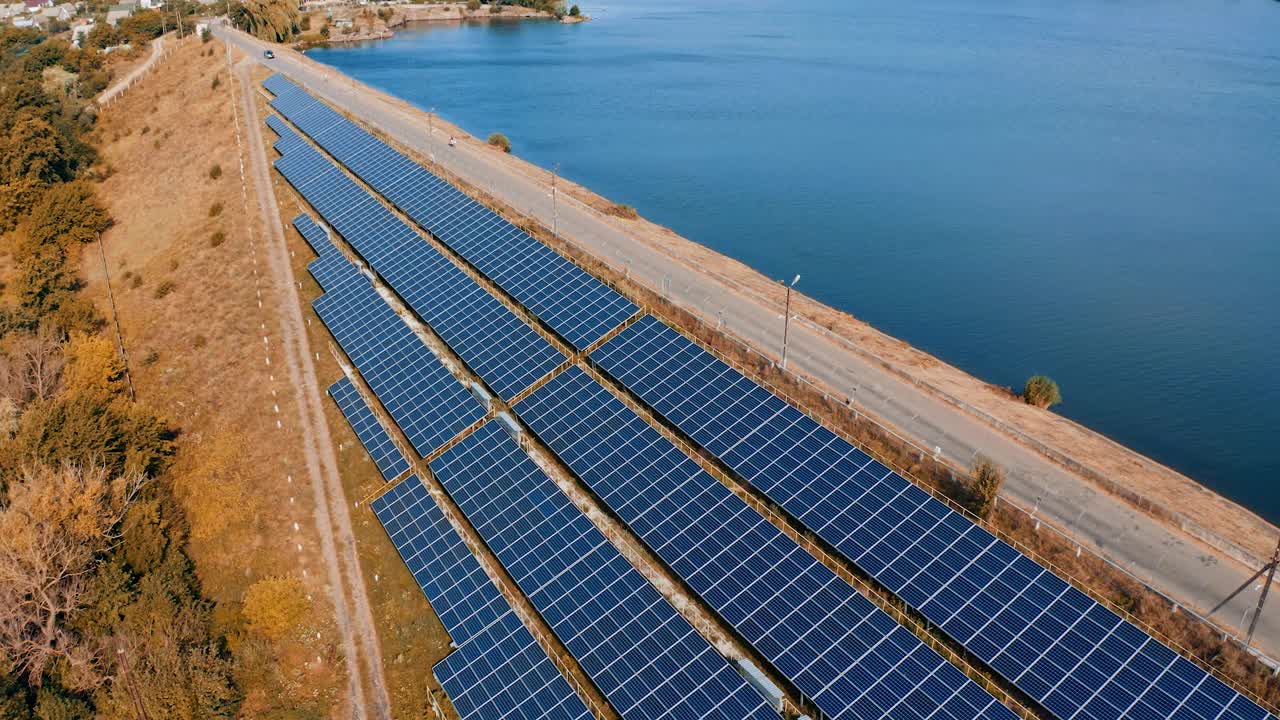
607, 202, 638, 219
210, 230, 226, 247
211, 74, 221, 90
209, 202, 224, 217
1023, 375, 1062, 409
487, 133, 511, 153
209, 164, 222, 180
201, 26, 212, 42
966, 458, 1004, 520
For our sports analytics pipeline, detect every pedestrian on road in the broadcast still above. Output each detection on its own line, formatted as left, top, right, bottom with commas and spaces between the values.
449, 136, 457, 148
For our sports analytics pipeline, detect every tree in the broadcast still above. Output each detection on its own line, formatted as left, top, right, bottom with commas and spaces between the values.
242, 577, 309, 642
229, 0, 301, 42
0, 463, 146, 690
569, 4, 580, 16
966, 457, 1004, 520
0, 114, 67, 186
487, 132, 511, 153
1022, 375, 1061, 409
0, 326, 65, 408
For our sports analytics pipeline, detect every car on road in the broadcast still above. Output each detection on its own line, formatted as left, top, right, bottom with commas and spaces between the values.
263, 50, 275, 59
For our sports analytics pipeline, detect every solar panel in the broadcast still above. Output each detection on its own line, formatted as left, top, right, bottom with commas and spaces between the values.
328, 376, 409, 482
516, 366, 1018, 720
273, 141, 563, 399
267, 115, 309, 156
293, 214, 337, 257
312, 259, 484, 456
372, 477, 593, 720
264, 74, 638, 350
592, 315, 1277, 720
430, 422, 776, 720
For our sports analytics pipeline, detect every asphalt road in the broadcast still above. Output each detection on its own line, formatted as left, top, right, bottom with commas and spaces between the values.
213, 26, 1280, 662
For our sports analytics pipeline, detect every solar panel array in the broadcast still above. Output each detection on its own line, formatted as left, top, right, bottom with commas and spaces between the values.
301, 221, 483, 456
292, 213, 334, 257
373, 477, 593, 720
430, 421, 776, 720
328, 376, 409, 482
593, 315, 1276, 720
264, 74, 637, 350
517, 366, 1018, 720
271, 128, 563, 400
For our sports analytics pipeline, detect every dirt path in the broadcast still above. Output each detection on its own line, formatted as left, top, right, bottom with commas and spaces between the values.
98, 35, 166, 106
228, 49, 393, 719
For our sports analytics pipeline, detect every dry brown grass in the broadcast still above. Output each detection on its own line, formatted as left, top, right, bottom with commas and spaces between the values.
85, 36, 346, 716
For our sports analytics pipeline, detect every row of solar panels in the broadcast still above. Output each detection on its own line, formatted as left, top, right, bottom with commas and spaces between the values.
269, 78, 1274, 720
305, 233, 778, 718
270, 101, 1019, 719
264, 73, 638, 353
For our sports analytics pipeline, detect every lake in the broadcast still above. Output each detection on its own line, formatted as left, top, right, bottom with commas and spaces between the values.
308, 0, 1280, 522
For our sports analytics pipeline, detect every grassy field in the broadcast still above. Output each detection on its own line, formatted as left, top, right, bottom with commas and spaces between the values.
84, 37, 348, 717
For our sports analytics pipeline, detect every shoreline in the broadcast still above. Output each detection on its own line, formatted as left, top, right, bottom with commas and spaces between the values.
296, 2, 582, 49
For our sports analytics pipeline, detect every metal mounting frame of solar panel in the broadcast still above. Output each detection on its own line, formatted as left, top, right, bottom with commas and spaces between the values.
372, 477, 593, 720
272, 142, 564, 399
328, 376, 409, 481
591, 315, 1277, 720
517, 366, 1018, 720
264, 74, 638, 351
430, 421, 776, 720
312, 267, 484, 456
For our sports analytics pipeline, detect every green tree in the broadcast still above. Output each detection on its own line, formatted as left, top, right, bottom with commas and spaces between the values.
229, 0, 301, 42
569, 4, 580, 16
0, 114, 67, 185
1022, 374, 1062, 409
487, 132, 511, 152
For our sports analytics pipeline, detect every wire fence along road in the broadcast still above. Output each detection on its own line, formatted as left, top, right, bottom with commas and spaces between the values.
98, 34, 169, 106
211, 25, 1280, 664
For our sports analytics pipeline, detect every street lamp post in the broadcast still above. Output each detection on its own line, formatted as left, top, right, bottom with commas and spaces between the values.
551, 163, 560, 237
781, 274, 800, 369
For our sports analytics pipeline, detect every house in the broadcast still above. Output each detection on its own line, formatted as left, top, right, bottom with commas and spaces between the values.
104, 8, 128, 24
71, 20, 93, 46
23, 0, 52, 10
40, 3, 73, 20
11, 14, 34, 25
138, 0, 161, 9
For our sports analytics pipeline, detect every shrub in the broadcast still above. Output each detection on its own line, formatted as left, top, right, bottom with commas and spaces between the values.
209, 202, 224, 217
211, 74, 221, 90
142, 350, 160, 366
300, 14, 311, 30
153, 280, 176, 299
130, 274, 143, 289
466, 0, 480, 10
140, 125, 150, 135
966, 458, 1004, 519
607, 202, 638, 219
569, 4, 580, 16
208, 164, 222, 180
1023, 375, 1062, 409
201, 26, 212, 43
210, 230, 226, 247
193, 335, 207, 348
487, 133, 511, 153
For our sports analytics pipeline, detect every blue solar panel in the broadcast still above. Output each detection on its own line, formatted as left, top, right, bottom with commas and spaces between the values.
293, 214, 336, 257
267, 115, 309, 156
372, 477, 592, 720
272, 141, 563, 399
430, 422, 775, 720
328, 376, 409, 481
312, 256, 483, 456
264, 74, 637, 350
592, 315, 1277, 720
517, 366, 1017, 720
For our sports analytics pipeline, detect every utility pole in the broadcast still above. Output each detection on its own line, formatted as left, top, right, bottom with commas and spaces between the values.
1209, 536, 1280, 648
97, 232, 136, 402
551, 162, 559, 237
780, 274, 800, 369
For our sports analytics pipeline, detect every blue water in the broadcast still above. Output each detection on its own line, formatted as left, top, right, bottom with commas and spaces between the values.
309, 0, 1280, 522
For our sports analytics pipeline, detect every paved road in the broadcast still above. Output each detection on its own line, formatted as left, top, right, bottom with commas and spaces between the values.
214, 26, 1280, 661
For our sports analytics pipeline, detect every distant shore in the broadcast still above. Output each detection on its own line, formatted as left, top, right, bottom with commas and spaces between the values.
298, 2, 584, 48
